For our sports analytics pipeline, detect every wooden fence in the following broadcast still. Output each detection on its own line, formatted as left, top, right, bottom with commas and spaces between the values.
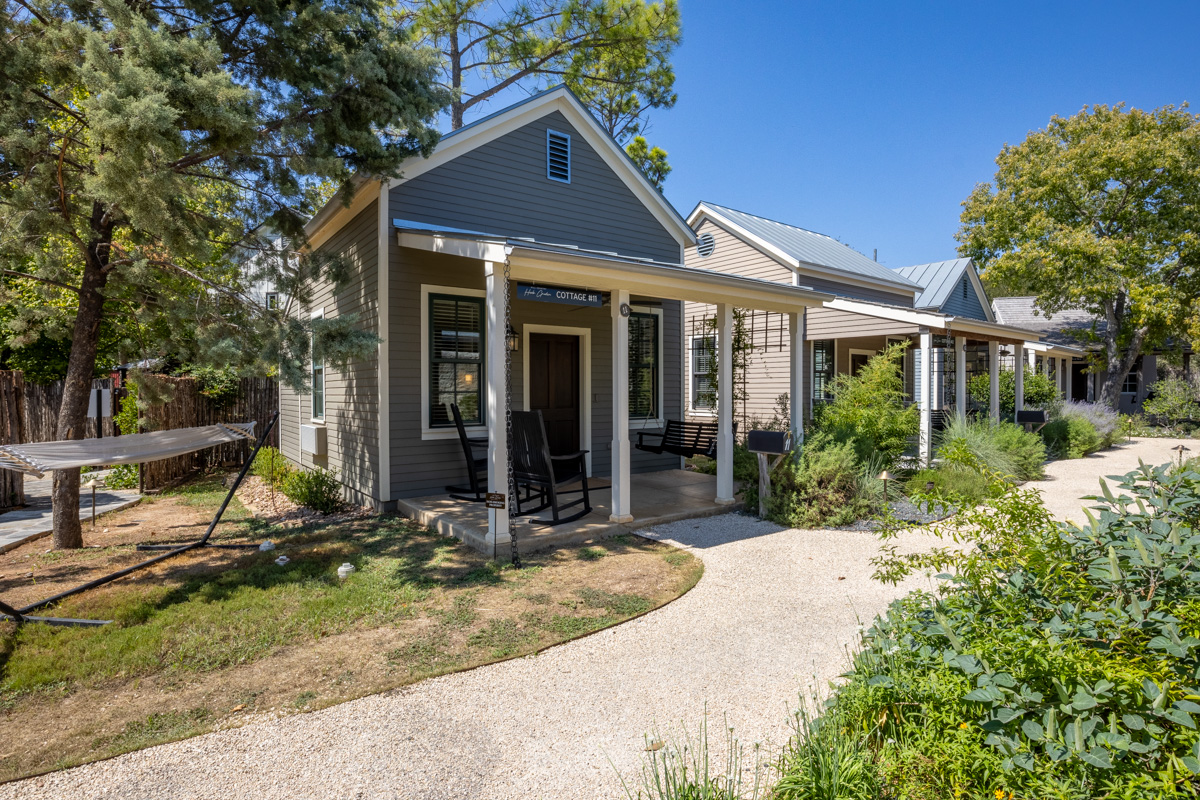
0, 372, 279, 503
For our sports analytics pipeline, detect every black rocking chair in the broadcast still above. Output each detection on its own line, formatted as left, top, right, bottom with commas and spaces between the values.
511, 410, 592, 525
445, 403, 489, 502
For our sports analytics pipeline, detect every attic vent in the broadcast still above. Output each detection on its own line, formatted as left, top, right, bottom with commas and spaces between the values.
696, 232, 716, 257
962, 278, 969, 300
546, 130, 571, 183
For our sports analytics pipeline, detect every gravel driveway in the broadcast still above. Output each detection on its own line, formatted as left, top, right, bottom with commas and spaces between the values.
7, 437, 1190, 800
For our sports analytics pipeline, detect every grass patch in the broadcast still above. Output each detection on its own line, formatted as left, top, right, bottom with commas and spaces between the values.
467, 618, 538, 658
576, 546, 607, 561
94, 707, 212, 754
436, 594, 478, 628
663, 551, 693, 567
576, 587, 652, 616
291, 690, 318, 709
386, 636, 462, 676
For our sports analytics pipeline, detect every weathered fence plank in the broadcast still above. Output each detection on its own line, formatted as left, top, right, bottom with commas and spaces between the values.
0, 371, 25, 509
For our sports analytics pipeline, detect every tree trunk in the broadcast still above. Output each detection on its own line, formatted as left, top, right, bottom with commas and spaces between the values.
51, 217, 112, 550
449, 26, 463, 129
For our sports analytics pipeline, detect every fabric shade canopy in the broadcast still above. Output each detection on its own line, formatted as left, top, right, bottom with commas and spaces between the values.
0, 422, 256, 478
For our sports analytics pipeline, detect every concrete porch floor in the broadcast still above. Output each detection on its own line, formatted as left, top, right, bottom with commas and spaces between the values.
396, 469, 738, 556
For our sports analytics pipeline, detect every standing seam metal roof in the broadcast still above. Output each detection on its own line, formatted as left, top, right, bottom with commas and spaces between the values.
697, 202, 920, 291
892, 258, 975, 309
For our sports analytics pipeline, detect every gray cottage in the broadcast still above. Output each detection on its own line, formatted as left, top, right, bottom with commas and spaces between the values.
278, 87, 831, 555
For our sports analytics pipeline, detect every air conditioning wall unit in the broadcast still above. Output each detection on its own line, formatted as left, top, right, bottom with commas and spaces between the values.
300, 424, 327, 456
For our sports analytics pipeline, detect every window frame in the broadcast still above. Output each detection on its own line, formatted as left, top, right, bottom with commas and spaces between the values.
1121, 359, 1140, 395
420, 285, 488, 440
310, 308, 325, 422
265, 291, 279, 311
627, 306, 664, 430
811, 339, 836, 402
688, 333, 717, 415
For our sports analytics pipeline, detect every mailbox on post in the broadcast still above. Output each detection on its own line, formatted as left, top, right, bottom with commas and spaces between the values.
747, 430, 794, 518
1015, 409, 1047, 433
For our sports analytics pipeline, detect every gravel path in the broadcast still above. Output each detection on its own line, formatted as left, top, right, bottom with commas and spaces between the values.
5, 516, 939, 800
9, 438, 1187, 800
1024, 436, 1200, 524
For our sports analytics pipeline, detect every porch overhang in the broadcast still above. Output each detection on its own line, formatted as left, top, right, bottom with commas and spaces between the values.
1025, 340, 1087, 360
822, 297, 1042, 345
395, 223, 833, 312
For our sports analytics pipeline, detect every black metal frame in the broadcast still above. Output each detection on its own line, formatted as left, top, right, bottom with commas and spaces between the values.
0, 411, 279, 627
510, 410, 592, 525
444, 402, 489, 502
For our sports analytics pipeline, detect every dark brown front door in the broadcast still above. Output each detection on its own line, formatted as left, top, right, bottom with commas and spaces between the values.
528, 333, 580, 456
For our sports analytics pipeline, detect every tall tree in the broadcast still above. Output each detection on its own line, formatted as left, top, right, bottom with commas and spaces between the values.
0, 0, 449, 549
957, 104, 1200, 409
399, 0, 680, 181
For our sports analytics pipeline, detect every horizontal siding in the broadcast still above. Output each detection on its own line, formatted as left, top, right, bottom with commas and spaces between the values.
684, 218, 915, 305
278, 199, 381, 503
389, 247, 682, 499
939, 274, 989, 320
805, 307, 919, 340
391, 111, 680, 264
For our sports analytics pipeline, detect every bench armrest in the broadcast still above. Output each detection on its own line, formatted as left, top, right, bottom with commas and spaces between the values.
549, 450, 589, 462
636, 430, 664, 447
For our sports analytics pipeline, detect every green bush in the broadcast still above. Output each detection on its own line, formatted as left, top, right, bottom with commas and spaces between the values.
811, 342, 918, 470
280, 465, 342, 513
251, 445, 294, 488
107, 463, 139, 490
1145, 376, 1200, 432
766, 441, 868, 528
936, 415, 1046, 481
1042, 416, 1102, 459
968, 367, 1059, 414
838, 461, 1200, 798
906, 466, 991, 507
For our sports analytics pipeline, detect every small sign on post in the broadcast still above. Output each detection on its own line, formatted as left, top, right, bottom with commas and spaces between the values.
485, 492, 507, 510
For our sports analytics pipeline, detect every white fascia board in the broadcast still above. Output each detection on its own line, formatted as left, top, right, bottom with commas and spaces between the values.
396, 231, 509, 263
385, 87, 695, 250
824, 297, 948, 328
306, 178, 382, 251
689, 206, 919, 299
950, 318, 1043, 342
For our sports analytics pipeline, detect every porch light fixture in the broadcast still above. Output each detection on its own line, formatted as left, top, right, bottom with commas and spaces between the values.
506, 323, 520, 352
1172, 444, 1190, 468
998, 347, 1012, 358
84, 478, 98, 528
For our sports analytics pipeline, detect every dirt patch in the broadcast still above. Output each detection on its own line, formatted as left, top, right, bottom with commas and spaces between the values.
0, 489, 703, 783
236, 475, 371, 528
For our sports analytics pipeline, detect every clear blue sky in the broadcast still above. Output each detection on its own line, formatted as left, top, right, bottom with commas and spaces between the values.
634, 1, 1199, 269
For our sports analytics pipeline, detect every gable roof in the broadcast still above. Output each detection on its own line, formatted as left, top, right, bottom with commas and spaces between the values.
893, 258, 993, 320
688, 202, 919, 295
387, 85, 695, 250
991, 296, 1103, 347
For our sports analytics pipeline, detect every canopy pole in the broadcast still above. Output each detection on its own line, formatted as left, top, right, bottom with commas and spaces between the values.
8, 411, 279, 621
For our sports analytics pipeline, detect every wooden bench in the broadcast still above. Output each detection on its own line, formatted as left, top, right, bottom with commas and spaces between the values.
635, 419, 734, 459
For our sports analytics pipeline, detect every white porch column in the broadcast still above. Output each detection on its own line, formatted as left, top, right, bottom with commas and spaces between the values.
988, 340, 1001, 420
1061, 358, 1070, 397
1043, 355, 1052, 379
484, 261, 510, 551
1014, 344, 1026, 418
716, 303, 735, 504
918, 330, 932, 466
954, 335, 967, 415
789, 309, 806, 451
610, 289, 633, 523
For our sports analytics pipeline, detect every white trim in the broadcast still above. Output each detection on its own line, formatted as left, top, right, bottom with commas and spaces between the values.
384, 87, 695, 249
377, 183, 391, 503
963, 263, 996, 323
310, 307, 325, 424
419, 284, 488, 441
824, 296, 1043, 343
847, 348, 877, 372
627, 305, 665, 430
686, 332, 718, 416
521, 324, 593, 476
397, 231, 509, 263
688, 207, 920, 297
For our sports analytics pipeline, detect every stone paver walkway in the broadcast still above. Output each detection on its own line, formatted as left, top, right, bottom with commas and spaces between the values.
0, 475, 141, 553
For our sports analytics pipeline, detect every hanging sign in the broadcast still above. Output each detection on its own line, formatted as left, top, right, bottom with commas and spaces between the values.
516, 283, 603, 308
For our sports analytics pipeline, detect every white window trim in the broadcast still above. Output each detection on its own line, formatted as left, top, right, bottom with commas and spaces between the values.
811, 339, 837, 402
521, 324, 593, 476
420, 284, 487, 441
687, 333, 717, 416
628, 305, 664, 430
848, 348, 876, 370
546, 128, 571, 184
310, 307, 325, 423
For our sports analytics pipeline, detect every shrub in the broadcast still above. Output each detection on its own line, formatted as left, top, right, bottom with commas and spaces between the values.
280, 465, 342, 513
968, 367, 1059, 414
107, 463, 139, 490
766, 441, 868, 528
251, 446, 294, 488
851, 462, 1200, 798
935, 415, 1045, 481
1059, 399, 1120, 447
1041, 416, 1101, 459
906, 466, 991, 507
811, 342, 918, 470
1144, 376, 1200, 432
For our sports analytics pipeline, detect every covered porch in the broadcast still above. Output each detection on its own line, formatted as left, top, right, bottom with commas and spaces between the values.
397, 221, 830, 557
814, 298, 1049, 465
